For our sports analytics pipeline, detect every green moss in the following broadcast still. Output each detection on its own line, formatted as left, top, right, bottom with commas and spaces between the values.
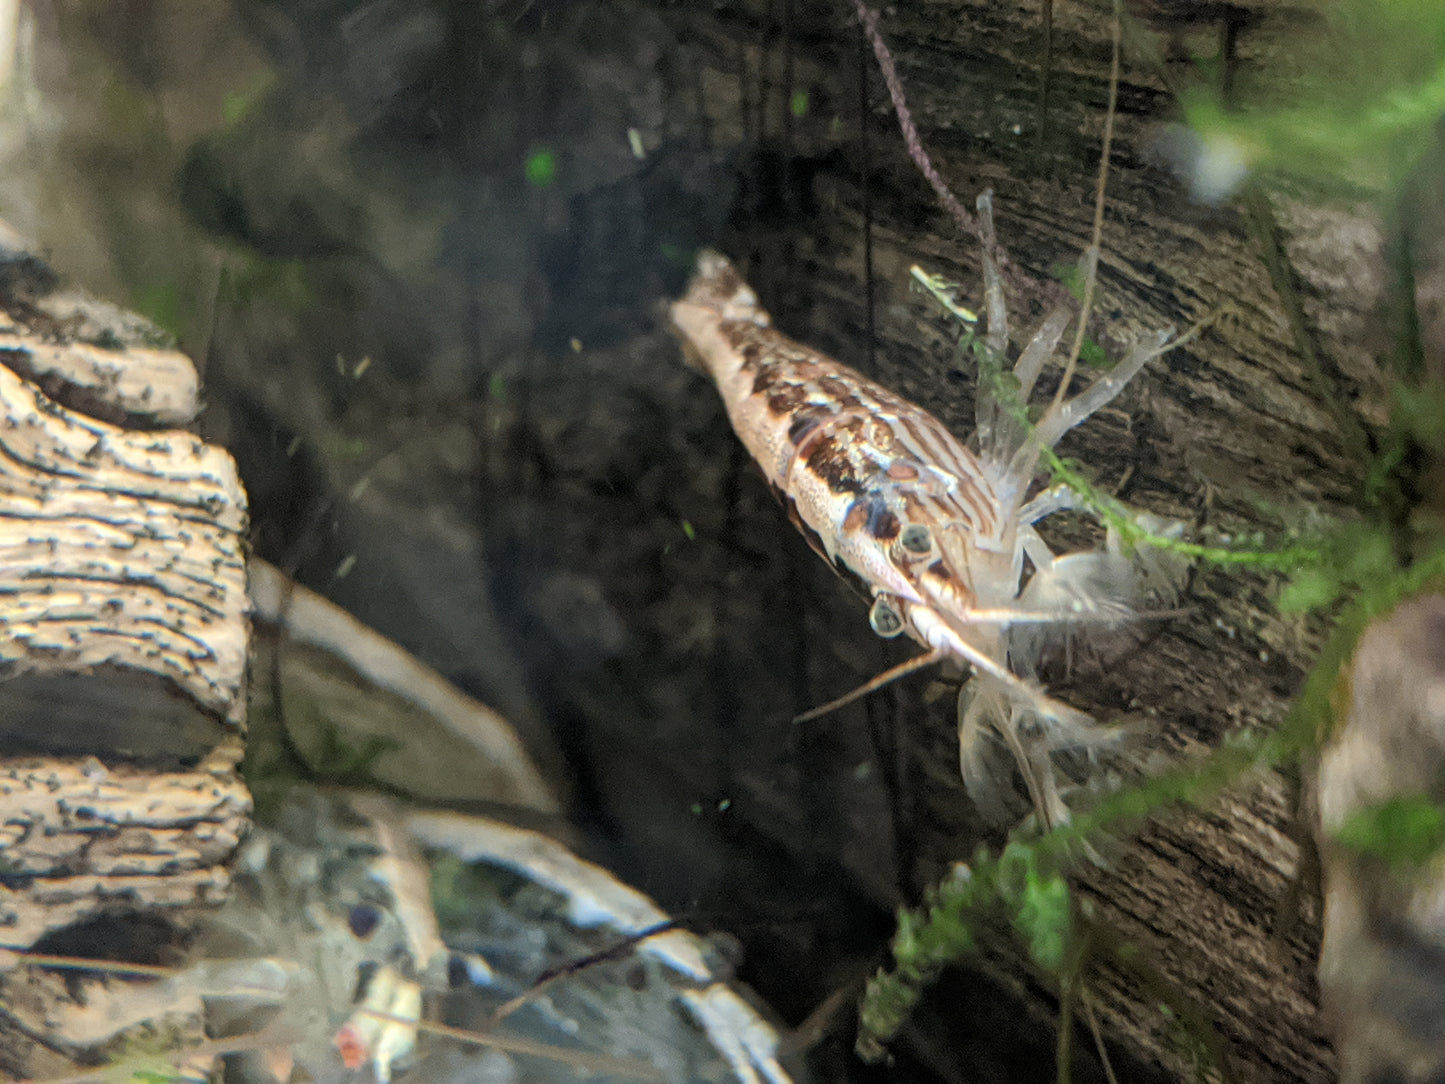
222, 254, 315, 312
222, 71, 276, 127
1181, 0, 1445, 195
428, 852, 476, 929
1013, 866, 1071, 973
867, 253, 1445, 1066
1335, 794, 1445, 870
865, 3, 1445, 1073
858, 840, 1075, 1059
1277, 521, 1397, 613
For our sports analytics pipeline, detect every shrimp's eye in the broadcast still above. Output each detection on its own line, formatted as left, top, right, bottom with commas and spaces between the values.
869, 596, 906, 637
900, 523, 933, 555
348, 904, 381, 939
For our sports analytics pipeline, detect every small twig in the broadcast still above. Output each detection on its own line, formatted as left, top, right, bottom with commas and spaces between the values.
1081, 988, 1121, 1084
851, 1, 1064, 328
492, 921, 680, 1021
852, 0, 977, 240
0, 947, 175, 978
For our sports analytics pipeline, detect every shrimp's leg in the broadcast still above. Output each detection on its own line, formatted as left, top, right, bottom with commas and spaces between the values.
1021, 524, 1056, 573
797, 604, 1099, 730
958, 679, 1087, 830
1013, 301, 1075, 407
1023, 485, 1190, 603
975, 191, 1009, 360
1021, 328, 1175, 469
1020, 483, 1086, 525
914, 612, 1099, 733
985, 282, 1079, 466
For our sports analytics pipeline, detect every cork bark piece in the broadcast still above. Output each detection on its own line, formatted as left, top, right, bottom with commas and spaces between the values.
0, 755, 249, 948
0, 240, 251, 1079
0, 222, 200, 429
0, 359, 248, 760
0, 328, 201, 431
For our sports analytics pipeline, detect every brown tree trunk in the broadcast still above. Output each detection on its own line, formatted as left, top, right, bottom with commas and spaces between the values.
656, 1, 1383, 1080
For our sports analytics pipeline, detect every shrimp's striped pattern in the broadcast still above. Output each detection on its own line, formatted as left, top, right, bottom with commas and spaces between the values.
672, 193, 1183, 826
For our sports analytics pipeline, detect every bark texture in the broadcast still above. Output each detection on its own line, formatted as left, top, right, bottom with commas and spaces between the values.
649, 1, 1382, 1080
0, 240, 250, 1079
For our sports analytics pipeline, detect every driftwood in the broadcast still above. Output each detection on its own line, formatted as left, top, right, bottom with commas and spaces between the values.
248, 559, 560, 816
654, 1, 1385, 1080
0, 235, 251, 1078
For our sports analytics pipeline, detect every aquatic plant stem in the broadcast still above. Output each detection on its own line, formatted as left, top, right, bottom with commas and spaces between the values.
852, 0, 977, 240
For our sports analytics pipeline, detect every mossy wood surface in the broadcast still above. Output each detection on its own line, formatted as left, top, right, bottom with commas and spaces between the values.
658, 1, 1379, 1080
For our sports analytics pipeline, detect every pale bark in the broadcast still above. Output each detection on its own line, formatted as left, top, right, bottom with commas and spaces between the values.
0, 241, 250, 1078
249, 558, 560, 815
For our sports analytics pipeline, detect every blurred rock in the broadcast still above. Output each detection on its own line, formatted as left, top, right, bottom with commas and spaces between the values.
1316, 594, 1445, 1084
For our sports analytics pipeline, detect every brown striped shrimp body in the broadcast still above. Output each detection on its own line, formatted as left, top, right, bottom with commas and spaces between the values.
671, 194, 1182, 826
670, 256, 1020, 678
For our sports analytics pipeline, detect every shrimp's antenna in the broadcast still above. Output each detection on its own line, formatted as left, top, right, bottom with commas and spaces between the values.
793, 649, 945, 724
1044, 0, 1123, 423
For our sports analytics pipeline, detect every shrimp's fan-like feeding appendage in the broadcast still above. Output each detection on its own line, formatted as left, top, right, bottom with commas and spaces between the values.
670, 194, 1183, 826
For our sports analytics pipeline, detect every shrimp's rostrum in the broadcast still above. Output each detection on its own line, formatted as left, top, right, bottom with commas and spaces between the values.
671, 193, 1182, 827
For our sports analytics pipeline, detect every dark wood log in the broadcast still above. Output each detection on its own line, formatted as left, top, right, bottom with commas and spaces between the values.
650, 1, 1383, 1080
